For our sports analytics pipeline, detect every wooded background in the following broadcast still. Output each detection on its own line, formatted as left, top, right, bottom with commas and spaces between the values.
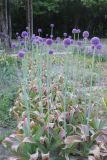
0, 0, 107, 39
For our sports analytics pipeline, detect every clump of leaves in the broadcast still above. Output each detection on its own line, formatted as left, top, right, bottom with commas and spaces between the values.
3, 75, 107, 160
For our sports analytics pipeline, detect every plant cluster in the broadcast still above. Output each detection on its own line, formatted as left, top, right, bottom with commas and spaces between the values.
3, 26, 107, 160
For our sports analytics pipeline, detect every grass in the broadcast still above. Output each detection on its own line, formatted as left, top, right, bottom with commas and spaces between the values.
0, 54, 20, 128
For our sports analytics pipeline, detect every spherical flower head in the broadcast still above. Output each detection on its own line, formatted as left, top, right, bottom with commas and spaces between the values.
11, 43, 16, 49
96, 43, 103, 50
33, 36, 43, 44
18, 36, 21, 41
33, 39, 40, 45
68, 36, 72, 39
63, 32, 67, 37
21, 31, 28, 38
20, 40, 25, 46
46, 34, 48, 37
91, 37, 100, 46
50, 24, 54, 28
63, 38, 71, 46
16, 32, 19, 35
77, 40, 82, 46
56, 37, 61, 43
31, 34, 36, 41
87, 47, 93, 55
72, 28, 77, 34
50, 35, 53, 39
38, 28, 42, 33
18, 50, 25, 58
70, 39, 74, 44
26, 26, 29, 31
48, 50, 54, 55
22, 48, 28, 52
43, 38, 46, 42
38, 37, 43, 43
77, 29, 81, 34
83, 31, 89, 38
46, 38, 53, 45
35, 36, 40, 39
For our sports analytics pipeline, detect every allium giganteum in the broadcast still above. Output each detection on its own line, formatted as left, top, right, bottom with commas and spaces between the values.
5, 24, 106, 160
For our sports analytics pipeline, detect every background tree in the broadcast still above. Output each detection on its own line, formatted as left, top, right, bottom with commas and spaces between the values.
0, 0, 12, 47
26, 0, 33, 37
2, 0, 107, 38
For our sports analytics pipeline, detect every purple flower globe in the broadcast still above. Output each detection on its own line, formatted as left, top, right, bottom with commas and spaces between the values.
21, 31, 28, 38
50, 35, 53, 39
96, 43, 103, 50
18, 50, 25, 58
70, 39, 74, 44
16, 32, 19, 36
77, 29, 81, 34
31, 34, 36, 41
46, 38, 53, 45
11, 43, 16, 49
50, 24, 54, 28
46, 34, 48, 37
87, 47, 93, 55
77, 40, 82, 46
56, 37, 61, 43
91, 37, 100, 46
33, 39, 40, 45
63, 38, 71, 46
43, 38, 46, 42
26, 26, 29, 30
68, 36, 72, 39
72, 28, 77, 34
49, 50, 54, 55
20, 40, 25, 46
18, 36, 21, 41
38, 28, 42, 33
39, 37, 43, 42
22, 48, 28, 52
63, 32, 67, 37
83, 31, 89, 38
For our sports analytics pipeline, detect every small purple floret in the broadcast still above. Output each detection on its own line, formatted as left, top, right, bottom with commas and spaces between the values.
31, 34, 36, 41
63, 33, 67, 37
72, 28, 77, 34
38, 28, 42, 33
11, 43, 16, 49
91, 37, 100, 46
77, 29, 81, 34
63, 38, 72, 46
83, 31, 89, 38
77, 40, 82, 46
21, 31, 28, 38
96, 43, 103, 50
49, 50, 54, 55
20, 41, 25, 46
50, 24, 54, 28
18, 50, 25, 58
46, 38, 53, 45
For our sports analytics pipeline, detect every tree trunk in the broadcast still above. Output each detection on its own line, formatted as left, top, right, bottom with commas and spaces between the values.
0, 0, 6, 33
26, 0, 33, 37
0, 0, 12, 48
7, 0, 12, 47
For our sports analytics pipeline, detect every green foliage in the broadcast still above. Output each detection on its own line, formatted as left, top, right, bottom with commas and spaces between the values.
10, 0, 107, 36
81, 0, 107, 7
33, 0, 61, 15
0, 55, 19, 128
